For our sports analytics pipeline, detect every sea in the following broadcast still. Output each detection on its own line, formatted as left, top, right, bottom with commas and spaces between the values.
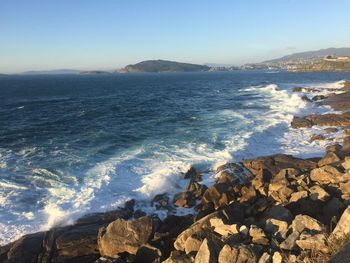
1, 71, 350, 245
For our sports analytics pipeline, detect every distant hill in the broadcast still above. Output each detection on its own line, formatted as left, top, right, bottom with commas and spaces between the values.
264, 47, 350, 63
119, 60, 210, 73
20, 69, 80, 75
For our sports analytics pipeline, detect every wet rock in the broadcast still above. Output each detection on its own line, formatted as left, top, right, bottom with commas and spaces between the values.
324, 127, 339, 133
187, 181, 208, 199
194, 238, 222, 263
152, 194, 170, 209
218, 244, 257, 263
291, 116, 313, 128
318, 152, 341, 167
312, 95, 326, 101
174, 192, 196, 208
309, 185, 330, 202
332, 205, 350, 239
184, 167, 201, 182
291, 215, 324, 233
98, 216, 155, 257
292, 87, 304, 92
296, 232, 329, 253
301, 95, 312, 102
310, 134, 326, 142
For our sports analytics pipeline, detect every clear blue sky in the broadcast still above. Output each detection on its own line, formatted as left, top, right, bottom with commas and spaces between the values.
1, 0, 349, 73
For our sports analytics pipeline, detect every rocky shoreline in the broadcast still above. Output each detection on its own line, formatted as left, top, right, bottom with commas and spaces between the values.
2, 81, 350, 263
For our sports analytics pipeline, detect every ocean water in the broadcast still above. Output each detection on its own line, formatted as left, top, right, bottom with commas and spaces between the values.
1, 71, 350, 245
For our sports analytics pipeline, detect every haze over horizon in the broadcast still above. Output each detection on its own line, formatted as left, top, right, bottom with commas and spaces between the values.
1, 0, 350, 73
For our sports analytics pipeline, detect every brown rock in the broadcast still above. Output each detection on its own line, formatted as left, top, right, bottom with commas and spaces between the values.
194, 238, 222, 263
291, 116, 313, 128
310, 134, 326, 142
280, 232, 300, 251
318, 152, 341, 167
309, 185, 330, 202
249, 225, 269, 245
310, 165, 345, 184
201, 183, 233, 210
98, 216, 155, 257
162, 251, 192, 263
265, 219, 288, 236
342, 156, 350, 170
134, 244, 162, 263
332, 205, 350, 239
174, 192, 196, 208
218, 244, 257, 263
289, 191, 308, 203
291, 215, 325, 233
324, 127, 339, 134
296, 232, 329, 253
322, 197, 345, 224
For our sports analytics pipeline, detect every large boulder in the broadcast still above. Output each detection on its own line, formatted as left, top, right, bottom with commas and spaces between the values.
201, 183, 233, 210
318, 152, 341, 167
332, 206, 350, 239
98, 216, 155, 257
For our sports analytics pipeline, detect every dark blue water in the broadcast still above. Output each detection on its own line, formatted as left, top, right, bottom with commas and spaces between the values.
1, 71, 350, 244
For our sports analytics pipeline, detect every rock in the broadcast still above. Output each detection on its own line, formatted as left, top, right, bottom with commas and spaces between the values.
187, 181, 208, 199
98, 216, 155, 257
249, 225, 269, 245
289, 191, 308, 203
312, 95, 326, 101
239, 225, 249, 236
184, 229, 222, 256
342, 156, 350, 170
174, 212, 218, 251
272, 252, 283, 263
329, 240, 350, 263
301, 95, 312, 102
310, 134, 326, 142
322, 198, 345, 224
318, 152, 341, 167
268, 170, 293, 204
174, 192, 196, 208
280, 232, 300, 251
309, 185, 330, 202
262, 205, 293, 224
310, 165, 345, 184
291, 116, 313, 128
258, 252, 271, 263
265, 219, 288, 235
162, 251, 192, 263
55, 224, 100, 258
344, 129, 350, 136
201, 183, 233, 210
239, 185, 257, 203
291, 215, 325, 233
218, 244, 257, 263
332, 205, 350, 239
343, 136, 350, 150
296, 232, 329, 253
184, 167, 201, 182
152, 194, 170, 209
194, 238, 222, 263
292, 87, 304, 92
340, 181, 350, 199
209, 218, 239, 236
134, 244, 162, 263
324, 127, 339, 133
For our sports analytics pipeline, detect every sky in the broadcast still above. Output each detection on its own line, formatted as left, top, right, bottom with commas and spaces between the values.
1, 0, 350, 73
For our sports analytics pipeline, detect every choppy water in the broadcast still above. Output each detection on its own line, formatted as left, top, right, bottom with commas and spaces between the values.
1, 71, 350, 245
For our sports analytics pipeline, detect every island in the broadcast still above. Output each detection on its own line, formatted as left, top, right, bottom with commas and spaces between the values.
118, 59, 210, 73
